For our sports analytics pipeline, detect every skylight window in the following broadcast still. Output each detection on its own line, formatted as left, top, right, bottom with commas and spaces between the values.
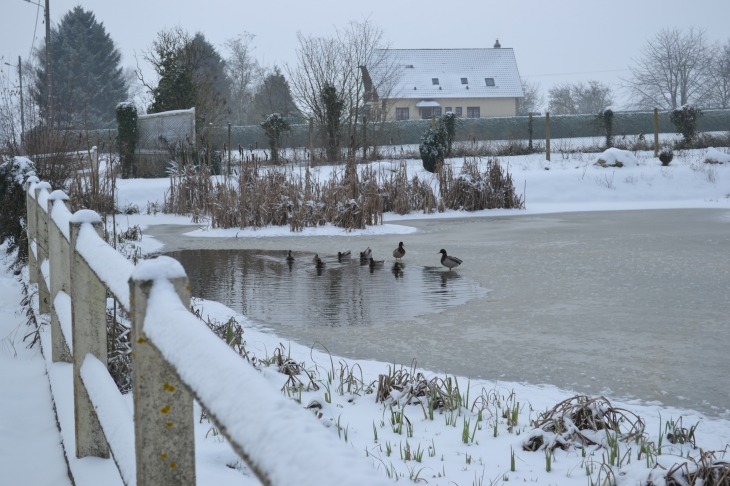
432, 78, 439, 85
485, 78, 495, 87
461, 78, 468, 84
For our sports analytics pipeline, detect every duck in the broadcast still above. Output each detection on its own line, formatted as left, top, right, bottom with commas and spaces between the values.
368, 257, 384, 268
315, 258, 327, 269
359, 247, 372, 260
337, 250, 351, 259
312, 253, 320, 263
438, 249, 462, 271
393, 242, 406, 261
286, 250, 295, 262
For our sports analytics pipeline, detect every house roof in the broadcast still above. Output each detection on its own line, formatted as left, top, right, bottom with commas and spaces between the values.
370, 48, 524, 100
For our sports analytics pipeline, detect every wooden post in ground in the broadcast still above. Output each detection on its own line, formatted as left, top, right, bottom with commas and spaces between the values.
227, 122, 232, 175
362, 116, 367, 160
25, 177, 39, 285
130, 259, 195, 486
69, 211, 109, 459
308, 118, 314, 164
48, 190, 72, 363
545, 112, 551, 162
528, 112, 534, 152
207, 123, 212, 167
654, 108, 659, 157
35, 183, 52, 314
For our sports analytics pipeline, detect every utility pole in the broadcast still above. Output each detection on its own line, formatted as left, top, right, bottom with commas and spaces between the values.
45, 0, 52, 127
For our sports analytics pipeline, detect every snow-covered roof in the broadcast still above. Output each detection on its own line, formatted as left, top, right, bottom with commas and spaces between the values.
370, 48, 524, 100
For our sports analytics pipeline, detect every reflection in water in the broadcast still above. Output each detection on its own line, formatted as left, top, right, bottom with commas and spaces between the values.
167, 249, 487, 328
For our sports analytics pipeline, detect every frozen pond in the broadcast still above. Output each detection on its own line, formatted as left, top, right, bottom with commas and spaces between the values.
166, 249, 487, 328
149, 209, 730, 417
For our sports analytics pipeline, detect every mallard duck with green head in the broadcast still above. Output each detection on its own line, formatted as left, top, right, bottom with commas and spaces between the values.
286, 250, 295, 263
438, 249, 462, 271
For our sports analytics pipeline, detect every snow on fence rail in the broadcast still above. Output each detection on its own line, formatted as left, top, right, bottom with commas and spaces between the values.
26, 177, 390, 486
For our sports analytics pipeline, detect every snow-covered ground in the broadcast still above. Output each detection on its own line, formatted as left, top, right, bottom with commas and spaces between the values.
4, 146, 730, 485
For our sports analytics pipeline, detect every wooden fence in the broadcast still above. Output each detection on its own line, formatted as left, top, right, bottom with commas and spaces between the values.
26, 177, 389, 486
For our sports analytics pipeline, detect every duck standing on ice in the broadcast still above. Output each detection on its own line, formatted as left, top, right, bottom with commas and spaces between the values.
438, 249, 462, 271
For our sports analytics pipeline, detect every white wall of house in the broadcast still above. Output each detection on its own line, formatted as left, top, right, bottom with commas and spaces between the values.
385, 97, 518, 120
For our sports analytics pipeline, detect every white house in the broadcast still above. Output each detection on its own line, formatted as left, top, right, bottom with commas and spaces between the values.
364, 41, 524, 121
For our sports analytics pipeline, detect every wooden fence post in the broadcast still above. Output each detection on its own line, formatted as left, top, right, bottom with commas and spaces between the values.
35, 182, 52, 314
227, 122, 232, 175
545, 112, 551, 162
362, 116, 367, 160
69, 211, 109, 459
528, 112, 534, 152
48, 190, 72, 363
26, 177, 39, 286
207, 123, 213, 167
308, 117, 314, 164
130, 259, 195, 486
654, 107, 659, 157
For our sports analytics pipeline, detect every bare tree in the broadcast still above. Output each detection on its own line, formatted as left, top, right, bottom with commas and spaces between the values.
548, 80, 614, 114
704, 39, 730, 109
623, 27, 711, 110
519, 78, 544, 114
224, 33, 259, 125
287, 19, 402, 161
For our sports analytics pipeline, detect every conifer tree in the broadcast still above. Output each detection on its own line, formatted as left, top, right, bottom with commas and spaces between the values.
34, 6, 128, 128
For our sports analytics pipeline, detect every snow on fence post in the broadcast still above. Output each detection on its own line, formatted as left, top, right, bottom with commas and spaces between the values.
35, 182, 52, 314
130, 258, 195, 486
26, 176, 40, 286
69, 210, 110, 459
48, 190, 72, 362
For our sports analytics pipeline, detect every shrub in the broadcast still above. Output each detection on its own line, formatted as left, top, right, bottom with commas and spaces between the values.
659, 146, 674, 166
419, 125, 447, 172
260, 113, 290, 163
441, 112, 457, 157
669, 105, 703, 148
0, 156, 35, 264
598, 108, 614, 148
116, 102, 138, 179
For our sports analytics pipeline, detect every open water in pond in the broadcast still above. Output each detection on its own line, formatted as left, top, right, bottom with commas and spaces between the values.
167, 249, 487, 328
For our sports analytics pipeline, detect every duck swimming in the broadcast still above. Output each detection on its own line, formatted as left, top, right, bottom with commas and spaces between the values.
438, 249, 462, 271
286, 250, 295, 262
359, 247, 372, 260
368, 257, 384, 268
393, 242, 405, 261
312, 253, 320, 263
315, 258, 327, 269
338, 250, 351, 259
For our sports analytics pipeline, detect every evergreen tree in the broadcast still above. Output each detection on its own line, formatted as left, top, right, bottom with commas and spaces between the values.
34, 6, 128, 129
253, 66, 299, 123
143, 28, 230, 127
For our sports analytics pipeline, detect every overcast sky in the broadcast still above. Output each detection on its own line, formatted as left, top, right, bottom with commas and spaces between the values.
1, 0, 728, 109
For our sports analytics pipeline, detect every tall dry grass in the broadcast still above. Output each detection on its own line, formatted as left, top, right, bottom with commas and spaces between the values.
163, 155, 523, 231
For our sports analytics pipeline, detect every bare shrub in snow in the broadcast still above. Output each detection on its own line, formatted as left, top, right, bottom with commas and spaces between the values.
438, 157, 525, 211
659, 147, 674, 166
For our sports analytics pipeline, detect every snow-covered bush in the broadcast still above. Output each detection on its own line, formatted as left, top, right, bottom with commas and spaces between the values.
704, 147, 730, 164
595, 147, 639, 167
670, 105, 703, 148
419, 125, 447, 172
0, 156, 35, 263
659, 146, 674, 166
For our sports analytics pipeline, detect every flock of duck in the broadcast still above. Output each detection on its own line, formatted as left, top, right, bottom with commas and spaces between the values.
284, 242, 463, 271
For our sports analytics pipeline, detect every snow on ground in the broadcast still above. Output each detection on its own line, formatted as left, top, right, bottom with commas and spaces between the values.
114, 147, 730, 246
187, 297, 730, 486
5, 144, 728, 484
0, 254, 71, 486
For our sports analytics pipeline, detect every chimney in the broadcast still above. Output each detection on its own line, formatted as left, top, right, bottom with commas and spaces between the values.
494, 39, 501, 48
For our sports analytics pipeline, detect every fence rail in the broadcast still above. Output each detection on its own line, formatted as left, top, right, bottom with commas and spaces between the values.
26, 176, 390, 486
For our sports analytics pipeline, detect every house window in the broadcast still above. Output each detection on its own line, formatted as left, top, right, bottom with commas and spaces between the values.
455, 107, 462, 116
445, 107, 452, 113
433, 107, 442, 117
467, 107, 480, 118
461, 78, 468, 84
485, 78, 495, 86
432, 78, 439, 85
395, 108, 409, 121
